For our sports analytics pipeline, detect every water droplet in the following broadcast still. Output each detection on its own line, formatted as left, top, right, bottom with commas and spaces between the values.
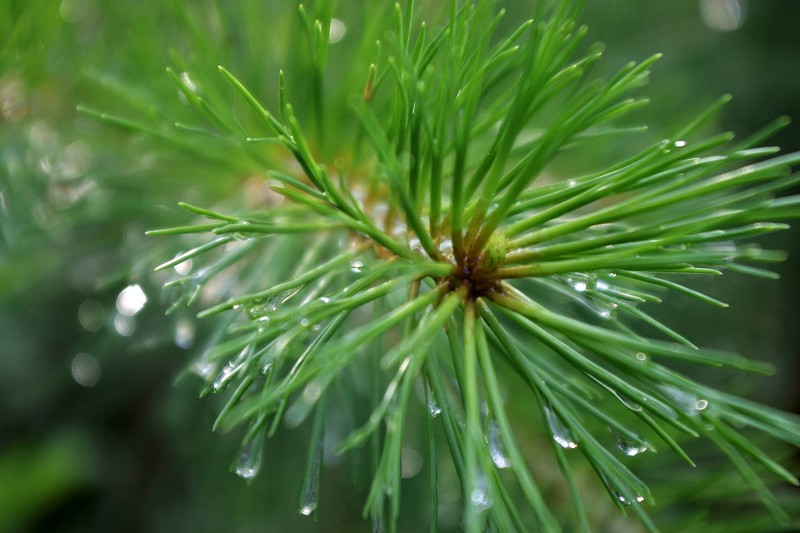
318, 297, 330, 304
300, 318, 310, 327
113, 313, 135, 336
616, 492, 646, 506
350, 260, 364, 273
700, 0, 744, 32
673, 139, 687, 148
174, 319, 195, 349
470, 475, 492, 511
566, 179, 577, 188
659, 384, 706, 415
409, 237, 426, 256
298, 439, 322, 517
427, 389, 441, 418
401, 447, 423, 478
173, 257, 193, 275
488, 421, 511, 469
328, 18, 347, 44
232, 220, 251, 241
116, 284, 147, 316
594, 301, 618, 319
212, 362, 238, 393
71, 353, 100, 387
567, 273, 597, 293
234, 432, 264, 480
609, 427, 648, 457
78, 299, 104, 332
180, 71, 199, 93
694, 399, 709, 411
635, 351, 648, 361
544, 404, 577, 449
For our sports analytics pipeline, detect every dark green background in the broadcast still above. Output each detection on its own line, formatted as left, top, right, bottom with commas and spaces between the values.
1, 1, 798, 531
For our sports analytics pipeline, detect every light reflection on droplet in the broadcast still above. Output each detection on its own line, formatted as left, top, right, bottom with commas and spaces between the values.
174, 258, 193, 275
116, 284, 147, 316
328, 18, 347, 44
694, 399, 709, 411
78, 299, 104, 332
303, 381, 323, 403
71, 353, 101, 387
114, 313, 135, 336
401, 447, 423, 478
700, 0, 744, 32
174, 319, 195, 349
180, 71, 198, 93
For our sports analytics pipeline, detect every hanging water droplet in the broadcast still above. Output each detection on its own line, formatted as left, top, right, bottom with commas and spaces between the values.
298, 441, 322, 517
212, 361, 238, 392
427, 386, 441, 418
234, 432, 264, 480
470, 474, 492, 511
401, 447, 423, 478
609, 427, 648, 457
544, 404, 577, 449
488, 421, 511, 469
174, 319, 195, 349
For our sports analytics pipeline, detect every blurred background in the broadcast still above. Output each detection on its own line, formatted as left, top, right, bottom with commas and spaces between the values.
1, 1, 798, 531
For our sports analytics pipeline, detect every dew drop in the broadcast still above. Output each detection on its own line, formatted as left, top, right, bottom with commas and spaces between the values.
567, 273, 597, 293
470, 475, 492, 512
116, 284, 147, 316
694, 399, 709, 411
212, 361, 238, 393
616, 492, 646, 506
174, 319, 195, 349
544, 404, 577, 449
635, 351, 648, 361
234, 433, 264, 480
401, 447, 423, 478
298, 438, 323, 517
427, 385, 441, 418
673, 139, 687, 148
78, 299, 104, 332
71, 353, 101, 387
488, 421, 511, 469
180, 71, 198, 93
350, 260, 364, 273
328, 18, 347, 44
609, 427, 648, 457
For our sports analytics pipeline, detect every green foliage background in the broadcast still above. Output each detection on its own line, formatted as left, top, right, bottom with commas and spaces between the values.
1, 1, 799, 531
